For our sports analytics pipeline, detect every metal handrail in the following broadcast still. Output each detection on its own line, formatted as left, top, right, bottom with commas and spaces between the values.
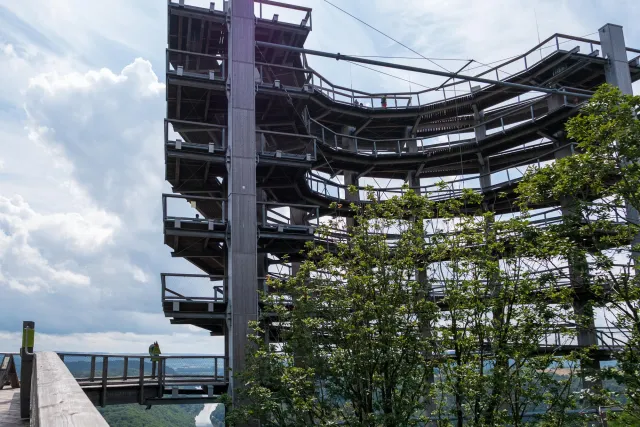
307, 95, 571, 158
255, 0, 312, 29
258, 201, 320, 228
161, 273, 227, 303
56, 352, 229, 401
166, 48, 226, 81
162, 193, 227, 223
305, 33, 639, 105
304, 141, 576, 203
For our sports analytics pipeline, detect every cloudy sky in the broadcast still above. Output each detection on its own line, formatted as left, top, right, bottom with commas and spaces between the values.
0, 0, 638, 355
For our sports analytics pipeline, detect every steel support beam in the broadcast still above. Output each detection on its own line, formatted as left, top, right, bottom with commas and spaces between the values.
475, 110, 491, 194
554, 138, 601, 390
599, 24, 634, 94
227, 1, 258, 423
342, 125, 359, 230
599, 24, 639, 265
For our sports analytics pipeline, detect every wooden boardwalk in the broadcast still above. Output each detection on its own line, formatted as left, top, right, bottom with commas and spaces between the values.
0, 388, 28, 426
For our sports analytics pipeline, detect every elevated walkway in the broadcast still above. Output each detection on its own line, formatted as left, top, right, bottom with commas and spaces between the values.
1, 348, 228, 414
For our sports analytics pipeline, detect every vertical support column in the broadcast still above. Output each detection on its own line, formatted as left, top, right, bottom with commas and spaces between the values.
599, 24, 633, 94
290, 208, 308, 277
589, 23, 636, 389
290, 207, 308, 369
554, 136, 600, 389
226, 0, 258, 418
257, 190, 269, 348
342, 125, 359, 231
20, 320, 35, 419
474, 108, 490, 197
599, 24, 639, 262
406, 127, 435, 414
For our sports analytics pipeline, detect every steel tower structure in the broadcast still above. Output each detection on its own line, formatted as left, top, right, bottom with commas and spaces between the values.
161, 0, 640, 415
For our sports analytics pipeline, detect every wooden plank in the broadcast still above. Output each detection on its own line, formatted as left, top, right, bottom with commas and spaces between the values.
31, 352, 109, 426
0, 389, 28, 426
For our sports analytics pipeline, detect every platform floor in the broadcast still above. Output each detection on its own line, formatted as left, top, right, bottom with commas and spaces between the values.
0, 388, 28, 426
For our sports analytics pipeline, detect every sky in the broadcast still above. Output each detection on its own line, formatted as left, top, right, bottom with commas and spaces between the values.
0, 0, 638, 355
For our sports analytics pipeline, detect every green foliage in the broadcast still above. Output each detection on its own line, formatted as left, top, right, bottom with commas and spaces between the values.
231, 185, 582, 426
517, 84, 640, 418
98, 404, 203, 427
229, 84, 640, 426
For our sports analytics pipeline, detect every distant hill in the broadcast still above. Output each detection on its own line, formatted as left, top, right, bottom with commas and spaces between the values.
63, 360, 175, 378
98, 404, 203, 427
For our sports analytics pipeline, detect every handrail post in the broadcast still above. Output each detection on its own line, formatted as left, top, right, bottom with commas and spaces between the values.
139, 358, 145, 405
90, 356, 96, 381
101, 356, 108, 407
20, 320, 35, 419
222, 127, 226, 151
123, 357, 129, 381
162, 195, 167, 221
157, 358, 164, 398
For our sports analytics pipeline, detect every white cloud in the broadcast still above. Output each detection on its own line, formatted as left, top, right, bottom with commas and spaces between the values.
0, 328, 223, 355
28, 58, 164, 98
0, 41, 187, 336
0, 196, 100, 294
0, 0, 638, 352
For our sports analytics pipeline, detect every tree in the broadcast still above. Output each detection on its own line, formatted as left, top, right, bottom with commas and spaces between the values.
229, 183, 581, 426
230, 187, 445, 426
517, 84, 640, 419
428, 210, 582, 426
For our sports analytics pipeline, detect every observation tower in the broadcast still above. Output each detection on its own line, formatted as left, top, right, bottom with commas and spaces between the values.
161, 0, 640, 418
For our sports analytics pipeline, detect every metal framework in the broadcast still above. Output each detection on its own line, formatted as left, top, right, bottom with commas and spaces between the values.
162, 0, 640, 419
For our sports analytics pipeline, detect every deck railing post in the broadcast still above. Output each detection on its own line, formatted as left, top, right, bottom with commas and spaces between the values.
90, 356, 96, 381
123, 357, 129, 381
20, 320, 35, 419
139, 358, 145, 405
157, 358, 164, 398
101, 356, 108, 407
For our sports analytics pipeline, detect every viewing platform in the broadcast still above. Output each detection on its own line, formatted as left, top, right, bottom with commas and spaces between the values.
1, 322, 228, 426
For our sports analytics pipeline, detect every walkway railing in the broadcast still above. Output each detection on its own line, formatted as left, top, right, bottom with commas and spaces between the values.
57, 353, 228, 389
258, 201, 320, 230
302, 33, 640, 109
161, 273, 226, 305
165, 119, 227, 154
305, 96, 570, 158
163, 193, 227, 225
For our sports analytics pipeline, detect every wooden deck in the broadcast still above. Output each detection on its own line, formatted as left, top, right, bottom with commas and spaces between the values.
0, 388, 28, 426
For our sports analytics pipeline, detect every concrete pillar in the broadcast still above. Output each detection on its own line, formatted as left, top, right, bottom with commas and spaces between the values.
226, 0, 258, 420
